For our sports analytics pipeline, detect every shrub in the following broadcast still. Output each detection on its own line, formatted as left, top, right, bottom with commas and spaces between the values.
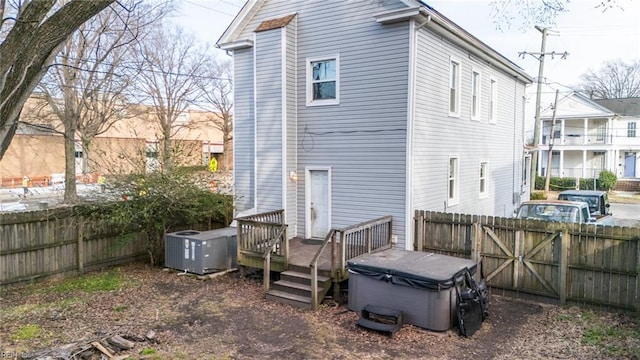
80, 169, 233, 265
535, 176, 576, 191
530, 191, 547, 200
597, 170, 617, 191
579, 178, 597, 190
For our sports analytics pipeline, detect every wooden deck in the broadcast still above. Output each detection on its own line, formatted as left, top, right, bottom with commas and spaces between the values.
288, 237, 332, 271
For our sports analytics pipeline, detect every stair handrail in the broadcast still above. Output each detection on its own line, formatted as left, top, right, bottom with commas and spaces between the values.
309, 229, 336, 310
261, 223, 288, 291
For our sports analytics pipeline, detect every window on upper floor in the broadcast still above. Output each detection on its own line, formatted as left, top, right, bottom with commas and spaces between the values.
628, 122, 637, 137
489, 77, 497, 123
448, 157, 459, 206
449, 58, 461, 117
479, 161, 488, 198
306, 56, 339, 106
471, 69, 481, 120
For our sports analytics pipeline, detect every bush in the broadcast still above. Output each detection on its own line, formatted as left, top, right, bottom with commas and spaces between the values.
579, 178, 597, 190
535, 176, 576, 191
80, 169, 233, 265
597, 170, 617, 191
530, 191, 547, 200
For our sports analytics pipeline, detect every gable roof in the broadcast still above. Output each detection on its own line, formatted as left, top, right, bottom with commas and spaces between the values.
216, 0, 532, 83
541, 91, 616, 120
593, 98, 640, 116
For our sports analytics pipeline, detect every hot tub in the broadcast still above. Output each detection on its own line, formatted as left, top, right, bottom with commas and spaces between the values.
347, 249, 476, 331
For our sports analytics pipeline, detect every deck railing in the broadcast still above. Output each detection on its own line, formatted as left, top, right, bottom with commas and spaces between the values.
236, 210, 288, 291
309, 215, 393, 309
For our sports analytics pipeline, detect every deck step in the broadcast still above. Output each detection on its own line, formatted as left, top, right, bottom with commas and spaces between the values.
280, 270, 330, 283
357, 304, 404, 337
265, 289, 312, 309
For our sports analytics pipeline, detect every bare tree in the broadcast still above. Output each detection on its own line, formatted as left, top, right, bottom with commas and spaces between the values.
579, 59, 640, 99
0, 0, 115, 160
36, 1, 170, 202
490, 0, 623, 30
135, 24, 209, 172
197, 57, 233, 170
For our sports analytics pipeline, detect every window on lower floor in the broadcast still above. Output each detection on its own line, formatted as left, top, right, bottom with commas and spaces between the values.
448, 157, 459, 205
479, 161, 488, 198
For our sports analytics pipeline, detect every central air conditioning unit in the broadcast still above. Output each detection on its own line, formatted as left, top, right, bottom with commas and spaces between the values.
164, 227, 237, 275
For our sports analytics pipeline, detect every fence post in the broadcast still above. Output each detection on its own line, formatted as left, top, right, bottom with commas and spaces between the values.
472, 215, 481, 262
414, 210, 423, 251
77, 217, 84, 274
558, 225, 570, 305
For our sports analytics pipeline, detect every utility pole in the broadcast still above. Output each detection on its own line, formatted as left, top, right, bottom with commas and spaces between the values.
544, 90, 560, 195
520, 26, 568, 194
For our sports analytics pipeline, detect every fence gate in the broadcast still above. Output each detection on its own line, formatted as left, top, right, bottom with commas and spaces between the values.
480, 224, 562, 299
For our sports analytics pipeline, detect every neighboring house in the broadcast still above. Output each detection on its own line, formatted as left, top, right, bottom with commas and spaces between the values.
217, 0, 532, 250
537, 92, 640, 180
0, 96, 230, 185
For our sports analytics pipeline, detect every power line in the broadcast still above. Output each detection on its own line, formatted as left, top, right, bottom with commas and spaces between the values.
183, 0, 238, 17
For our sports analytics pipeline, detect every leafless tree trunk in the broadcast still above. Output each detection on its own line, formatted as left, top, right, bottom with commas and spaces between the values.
0, 0, 115, 160
580, 59, 640, 99
197, 58, 233, 170
135, 25, 209, 173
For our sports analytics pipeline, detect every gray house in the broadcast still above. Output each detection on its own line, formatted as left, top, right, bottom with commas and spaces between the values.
217, 0, 533, 250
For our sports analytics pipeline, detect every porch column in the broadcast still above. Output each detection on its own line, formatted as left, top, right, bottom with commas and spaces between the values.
583, 118, 588, 145
582, 150, 587, 178
607, 117, 613, 144
561, 119, 566, 144
559, 150, 565, 178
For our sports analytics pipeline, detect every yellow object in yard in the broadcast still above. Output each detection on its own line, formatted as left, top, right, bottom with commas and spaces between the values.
209, 157, 218, 172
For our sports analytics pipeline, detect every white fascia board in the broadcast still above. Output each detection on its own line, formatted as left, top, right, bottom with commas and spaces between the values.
217, 0, 262, 47
218, 39, 254, 51
373, 7, 421, 24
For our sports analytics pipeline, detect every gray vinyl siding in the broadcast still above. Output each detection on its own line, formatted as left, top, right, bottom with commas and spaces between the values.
255, 30, 283, 211
233, 48, 255, 212
412, 28, 528, 218
234, 0, 410, 245
284, 20, 298, 233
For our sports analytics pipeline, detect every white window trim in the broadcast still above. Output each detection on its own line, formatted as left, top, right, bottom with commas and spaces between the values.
448, 57, 461, 118
489, 76, 498, 124
306, 55, 340, 107
471, 68, 481, 121
479, 161, 488, 199
448, 156, 459, 207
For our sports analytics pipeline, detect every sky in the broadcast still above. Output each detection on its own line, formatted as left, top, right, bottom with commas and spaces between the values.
175, 0, 640, 90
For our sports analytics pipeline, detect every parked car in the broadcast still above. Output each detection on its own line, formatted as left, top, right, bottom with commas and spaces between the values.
516, 200, 597, 224
557, 190, 612, 218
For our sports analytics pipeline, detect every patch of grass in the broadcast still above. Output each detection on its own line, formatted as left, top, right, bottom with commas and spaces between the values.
10, 324, 41, 341
555, 313, 572, 322
581, 315, 640, 357
51, 269, 126, 293
113, 304, 129, 312
140, 348, 157, 355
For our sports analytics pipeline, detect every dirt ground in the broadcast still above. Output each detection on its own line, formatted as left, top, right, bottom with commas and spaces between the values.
1, 262, 639, 360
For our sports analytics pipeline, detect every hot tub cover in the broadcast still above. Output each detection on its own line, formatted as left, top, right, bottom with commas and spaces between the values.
347, 249, 477, 291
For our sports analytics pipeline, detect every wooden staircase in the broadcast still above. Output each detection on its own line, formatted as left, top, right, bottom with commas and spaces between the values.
265, 265, 332, 309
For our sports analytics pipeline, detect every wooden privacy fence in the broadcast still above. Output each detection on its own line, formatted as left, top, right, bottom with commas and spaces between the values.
0, 207, 223, 287
414, 210, 640, 311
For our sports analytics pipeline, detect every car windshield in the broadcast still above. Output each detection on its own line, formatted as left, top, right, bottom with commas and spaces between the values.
560, 195, 599, 214
518, 204, 580, 222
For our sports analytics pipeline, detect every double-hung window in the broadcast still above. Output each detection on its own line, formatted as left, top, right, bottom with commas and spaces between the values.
448, 157, 459, 206
489, 77, 498, 123
449, 58, 461, 116
471, 69, 481, 120
479, 161, 488, 198
307, 56, 339, 106
628, 122, 637, 138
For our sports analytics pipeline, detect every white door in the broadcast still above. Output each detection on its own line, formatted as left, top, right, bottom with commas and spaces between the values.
307, 169, 330, 239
